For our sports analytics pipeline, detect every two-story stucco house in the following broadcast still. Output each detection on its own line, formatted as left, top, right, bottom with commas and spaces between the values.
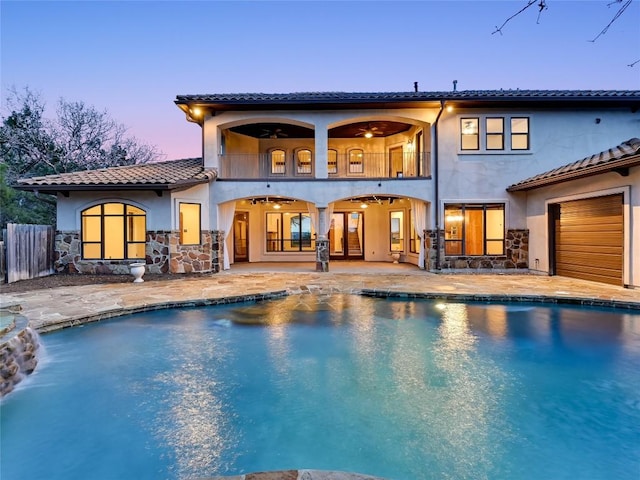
17, 90, 640, 288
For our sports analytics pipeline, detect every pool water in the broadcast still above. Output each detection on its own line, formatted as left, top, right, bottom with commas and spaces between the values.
2, 295, 639, 480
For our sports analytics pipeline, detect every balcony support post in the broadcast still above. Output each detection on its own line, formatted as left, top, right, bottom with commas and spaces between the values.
203, 121, 221, 170
314, 121, 329, 179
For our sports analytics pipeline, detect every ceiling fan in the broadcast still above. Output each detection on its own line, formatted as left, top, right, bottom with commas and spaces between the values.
260, 128, 288, 139
355, 123, 384, 138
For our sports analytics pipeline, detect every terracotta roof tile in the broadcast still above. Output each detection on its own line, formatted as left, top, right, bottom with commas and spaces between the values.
17, 158, 215, 191
176, 90, 640, 104
507, 138, 640, 191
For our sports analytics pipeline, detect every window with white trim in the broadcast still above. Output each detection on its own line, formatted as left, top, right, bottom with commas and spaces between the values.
328, 149, 338, 174
460, 118, 479, 150
271, 149, 285, 175
486, 117, 504, 150
511, 117, 529, 150
266, 212, 315, 252
81, 203, 146, 259
296, 149, 312, 174
459, 116, 530, 153
390, 210, 404, 252
179, 203, 201, 245
349, 149, 364, 174
444, 203, 504, 256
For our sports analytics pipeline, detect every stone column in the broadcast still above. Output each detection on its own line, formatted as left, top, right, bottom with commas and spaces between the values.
211, 230, 225, 273
315, 207, 329, 272
316, 239, 329, 272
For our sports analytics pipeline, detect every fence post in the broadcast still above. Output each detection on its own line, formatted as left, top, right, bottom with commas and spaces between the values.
0, 238, 5, 283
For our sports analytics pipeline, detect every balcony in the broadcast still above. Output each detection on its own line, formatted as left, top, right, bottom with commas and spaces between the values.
218, 152, 430, 180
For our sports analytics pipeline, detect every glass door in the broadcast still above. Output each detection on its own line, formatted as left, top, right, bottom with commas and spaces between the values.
233, 212, 249, 262
329, 212, 364, 259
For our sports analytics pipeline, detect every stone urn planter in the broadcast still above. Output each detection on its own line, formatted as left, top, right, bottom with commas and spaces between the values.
390, 252, 401, 264
129, 262, 146, 283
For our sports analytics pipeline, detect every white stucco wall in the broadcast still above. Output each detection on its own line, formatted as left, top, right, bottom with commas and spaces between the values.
436, 107, 640, 230
56, 184, 210, 232
171, 183, 211, 231
204, 105, 638, 234
197, 102, 638, 272
523, 166, 639, 288
57, 191, 172, 231
211, 178, 433, 209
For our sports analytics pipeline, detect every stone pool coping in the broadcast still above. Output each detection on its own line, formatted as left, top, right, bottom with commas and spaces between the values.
32, 291, 289, 333
2, 270, 639, 334
360, 289, 640, 310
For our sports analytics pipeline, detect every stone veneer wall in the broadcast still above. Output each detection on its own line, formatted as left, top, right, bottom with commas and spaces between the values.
426, 229, 529, 271
55, 230, 218, 275
211, 230, 225, 274
1, 325, 39, 398
161, 231, 213, 274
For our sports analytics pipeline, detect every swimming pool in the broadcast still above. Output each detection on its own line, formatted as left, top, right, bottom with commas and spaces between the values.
2, 294, 639, 479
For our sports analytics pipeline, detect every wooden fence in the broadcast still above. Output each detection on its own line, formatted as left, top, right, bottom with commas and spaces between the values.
4, 223, 55, 284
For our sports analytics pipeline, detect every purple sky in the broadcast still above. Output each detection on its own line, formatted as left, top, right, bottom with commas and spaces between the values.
2, 0, 639, 160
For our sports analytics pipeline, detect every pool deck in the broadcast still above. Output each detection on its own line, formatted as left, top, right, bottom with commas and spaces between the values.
2, 261, 639, 334
2, 262, 639, 480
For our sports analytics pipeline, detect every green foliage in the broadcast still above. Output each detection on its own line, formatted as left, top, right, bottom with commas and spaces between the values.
0, 163, 56, 228
0, 86, 162, 229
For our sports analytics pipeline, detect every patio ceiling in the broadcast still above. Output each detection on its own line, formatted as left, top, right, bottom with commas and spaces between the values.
228, 121, 412, 139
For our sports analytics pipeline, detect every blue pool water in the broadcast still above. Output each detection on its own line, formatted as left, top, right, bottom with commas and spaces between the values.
2, 295, 639, 480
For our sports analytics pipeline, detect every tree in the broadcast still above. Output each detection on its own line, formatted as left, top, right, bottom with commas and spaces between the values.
493, 0, 639, 67
0, 86, 163, 228
0, 163, 56, 227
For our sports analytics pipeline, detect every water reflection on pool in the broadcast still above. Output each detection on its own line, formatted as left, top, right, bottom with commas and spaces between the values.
2, 295, 639, 480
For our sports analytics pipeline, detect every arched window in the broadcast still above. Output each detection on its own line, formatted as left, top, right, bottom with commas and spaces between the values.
349, 149, 364, 174
81, 203, 146, 259
296, 149, 312, 174
271, 149, 286, 175
328, 149, 338, 174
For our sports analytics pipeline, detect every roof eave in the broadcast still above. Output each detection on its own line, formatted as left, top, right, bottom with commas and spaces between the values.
175, 93, 640, 114
174, 98, 445, 114
507, 156, 640, 192
14, 178, 212, 194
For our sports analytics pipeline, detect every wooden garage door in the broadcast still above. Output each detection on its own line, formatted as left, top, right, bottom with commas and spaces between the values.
554, 194, 623, 286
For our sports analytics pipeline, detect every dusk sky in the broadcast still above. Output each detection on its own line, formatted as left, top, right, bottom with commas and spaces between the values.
2, 0, 639, 160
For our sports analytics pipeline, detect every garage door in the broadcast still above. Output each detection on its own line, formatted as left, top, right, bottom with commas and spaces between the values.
554, 194, 623, 286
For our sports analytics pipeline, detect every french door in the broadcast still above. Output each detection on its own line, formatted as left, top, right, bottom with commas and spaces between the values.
233, 211, 249, 262
329, 212, 364, 259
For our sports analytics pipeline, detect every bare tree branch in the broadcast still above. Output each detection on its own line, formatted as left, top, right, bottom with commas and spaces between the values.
1, 87, 163, 180
492, 0, 547, 35
492, 0, 637, 66
590, 0, 633, 42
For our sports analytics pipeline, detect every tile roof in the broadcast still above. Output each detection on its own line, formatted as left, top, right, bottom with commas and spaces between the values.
507, 138, 640, 192
176, 89, 640, 104
16, 158, 215, 192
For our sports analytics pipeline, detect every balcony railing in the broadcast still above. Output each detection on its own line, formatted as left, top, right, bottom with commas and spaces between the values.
218, 152, 430, 180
